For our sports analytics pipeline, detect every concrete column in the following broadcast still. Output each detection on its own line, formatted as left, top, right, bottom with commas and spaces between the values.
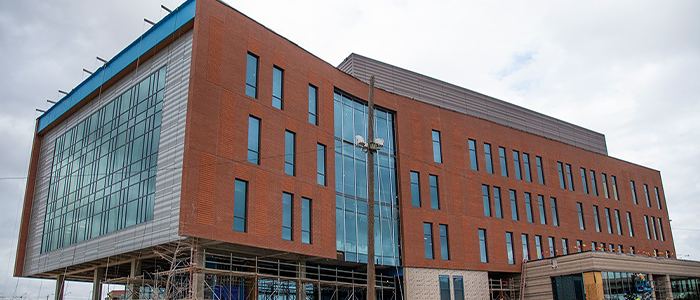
127, 259, 142, 300
649, 274, 657, 300
192, 249, 205, 299
55, 274, 65, 300
92, 267, 105, 300
661, 274, 674, 300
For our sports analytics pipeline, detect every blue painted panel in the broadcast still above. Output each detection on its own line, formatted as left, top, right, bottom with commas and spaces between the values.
37, 0, 196, 132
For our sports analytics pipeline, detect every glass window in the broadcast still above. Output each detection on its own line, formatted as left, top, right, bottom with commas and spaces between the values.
535, 235, 543, 259
410, 171, 421, 207
557, 162, 566, 189
525, 192, 533, 223
602, 173, 610, 199
593, 205, 601, 232
453, 276, 465, 300
562, 238, 569, 255
551, 197, 559, 227
658, 220, 665, 241
245, 53, 258, 98
644, 215, 651, 239
626, 212, 635, 237
548, 237, 556, 257
317, 144, 326, 185
439, 224, 449, 260
506, 232, 515, 264
494, 187, 502, 218
499, 147, 508, 177
605, 208, 613, 234
576, 240, 582, 253
644, 184, 651, 207
611, 175, 619, 200
424, 223, 434, 259
580, 168, 589, 194
538, 195, 547, 225
479, 229, 488, 263
234, 179, 248, 232
308, 85, 318, 125
509, 190, 518, 221
302, 197, 312, 244
430, 175, 440, 210
285, 130, 295, 176
590, 170, 598, 196
272, 66, 284, 109
482, 184, 491, 217
484, 143, 493, 174
630, 180, 638, 204
439, 275, 450, 300
566, 164, 575, 191
513, 150, 522, 180
651, 216, 658, 240
468, 139, 479, 171
614, 210, 623, 236
536, 156, 545, 185
432, 130, 442, 163
654, 187, 662, 210
282, 192, 293, 241
522, 153, 532, 182
521, 234, 529, 260
577, 202, 586, 230
247, 116, 261, 164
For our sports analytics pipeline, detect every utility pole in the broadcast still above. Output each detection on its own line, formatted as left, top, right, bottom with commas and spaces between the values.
366, 75, 377, 300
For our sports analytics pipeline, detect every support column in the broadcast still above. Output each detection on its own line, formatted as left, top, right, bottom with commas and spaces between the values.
55, 274, 65, 300
649, 274, 657, 300
663, 274, 674, 300
92, 267, 105, 300
192, 248, 205, 299
296, 261, 307, 300
127, 259, 142, 300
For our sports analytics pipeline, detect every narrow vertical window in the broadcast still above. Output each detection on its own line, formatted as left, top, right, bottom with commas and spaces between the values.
308, 85, 318, 125
424, 223, 434, 259
651, 216, 658, 240
482, 184, 492, 217
484, 143, 493, 174
535, 235, 543, 259
644, 215, 651, 239
432, 130, 442, 163
272, 66, 284, 109
282, 192, 293, 241
509, 190, 519, 221
605, 208, 613, 234
577, 202, 585, 230
576, 240, 582, 253
630, 246, 635, 255
643, 184, 651, 207
499, 147, 509, 177
284, 131, 295, 176
537, 195, 547, 225
512, 150, 522, 180
506, 232, 515, 264
593, 205, 601, 232
521, 234, 529, 260
410, 171, 421, 207
566, 164, 575, 191
562, 238, 569, 255
247, 116, 261, 164
525, 193, 533, 223
654, 187, 662, 210
479, 229, 488, 263
522, 153, 532, 182
658, 219, 665, 241
611, 175, 619, 200
453, 276, 465, 300
317, 143, 326, 185
580, 168, 589, 194
468, 139, 479, 171
439, 224, 449, 260
630, 181, 638, 204
494, 187, 503, 218
439, 276, 450, 300
548, 237, 555, 257
614, 209, 623, 236
557, 162, 566, 189
429, 175, 440, 210
550, 197, 559, 227
301, 197, 312, 244
602, 173, 610, 199
245, 53, 258, 98
233, 179, 248, 232
626, 212, 635, 237
590, 170, 598, 196
536, 156, 545, 185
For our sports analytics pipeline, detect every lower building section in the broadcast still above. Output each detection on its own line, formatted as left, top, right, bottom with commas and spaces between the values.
403, 267, 488, 300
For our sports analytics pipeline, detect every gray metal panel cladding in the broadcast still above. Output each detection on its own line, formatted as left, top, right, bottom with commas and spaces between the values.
338, 54, 608, 155
22, 30, 193, 276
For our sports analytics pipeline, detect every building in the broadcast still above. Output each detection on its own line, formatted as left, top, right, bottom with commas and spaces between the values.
14, 0, 700, 299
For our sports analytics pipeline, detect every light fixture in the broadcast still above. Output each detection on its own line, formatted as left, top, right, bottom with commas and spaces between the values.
161, 4, 172, 13
144, 18, 156, 26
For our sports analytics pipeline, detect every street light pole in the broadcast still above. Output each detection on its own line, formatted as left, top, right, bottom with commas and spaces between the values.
366, 75, 377, 300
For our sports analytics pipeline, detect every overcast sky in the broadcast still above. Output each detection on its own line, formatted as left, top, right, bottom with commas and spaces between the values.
1, 0, 699, 298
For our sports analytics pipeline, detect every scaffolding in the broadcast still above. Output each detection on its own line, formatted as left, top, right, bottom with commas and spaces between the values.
489, 277, 520, 300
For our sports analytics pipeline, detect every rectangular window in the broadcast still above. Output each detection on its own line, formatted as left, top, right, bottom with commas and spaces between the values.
494, 187, 503, 219
643, 184, 651, 207
468, 139, 479, 171
535, 235, 543, 259
630, 180, 638, 204
651, 216, 658, 240
557, 162, 566, 189
605, 208, 613, 234
566, 164, 575, 191
614, 209, 623, 236
272, 66, 284, 109
453, 276, 465, 300
282, 192, 293, 241
509, 190, 519, 221
562, 238, 569, 255
644, 215, 651, 239
593, 205, 601, 232
233, 179, 248, 232
247, 116, 261, 164
482, 185, 492, 217
577, 202, 585, 230
548, 237, 556, 257
432, 130, 442, 163
521, 234, 530, 260
654, 187, 662, 210
506, 232, 515, 264
284, 131, 295, 176
658, 219, 665, 241
522, 153, 532, 182
245, 53, 258, 98
525, 193, 534, 223
611, 175, 619, 200
302, 198, 312, 244
430, 175, 440, 210
576, 240, 582, 253
590, 170, 598, 196
424, 223, 434, 259
479, 229, 488, 263
537, 195, 547, 225
484, 143, 493, 174
591, 242, 597, 252
499, 147, 509, 177
550, 197, 559, 227
410, 171, 421, 207
626, 212, 635, 237
630, 246, 635, 255
317, 144, 326, 185
536, 156, 545, 185
308, 85, 318, 125
580, 168, 589, 194
439, 276, 450, 300
513, 150, 522, 180
602, 173, 610, 199
439, 224, 450, 260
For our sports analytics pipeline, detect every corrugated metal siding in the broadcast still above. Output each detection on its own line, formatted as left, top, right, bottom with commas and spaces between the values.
22, 30, 193, 276
338, 54, 608, 155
